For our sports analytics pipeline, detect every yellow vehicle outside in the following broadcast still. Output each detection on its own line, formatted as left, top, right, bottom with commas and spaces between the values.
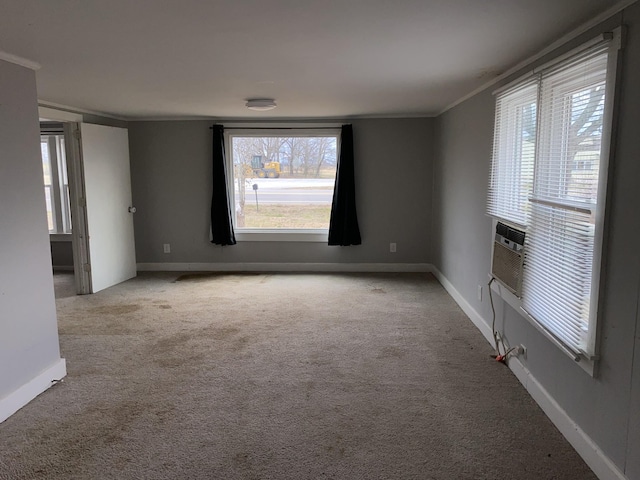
246, 155, 281, 178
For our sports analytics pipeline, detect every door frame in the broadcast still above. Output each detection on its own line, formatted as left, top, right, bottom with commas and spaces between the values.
38, 107, 92, 294
64, 122, 92, 294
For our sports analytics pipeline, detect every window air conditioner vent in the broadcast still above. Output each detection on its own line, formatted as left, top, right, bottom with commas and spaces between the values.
491, 222, 526, 297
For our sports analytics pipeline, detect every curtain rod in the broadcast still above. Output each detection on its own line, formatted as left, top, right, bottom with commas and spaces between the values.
210, 125, 349, 130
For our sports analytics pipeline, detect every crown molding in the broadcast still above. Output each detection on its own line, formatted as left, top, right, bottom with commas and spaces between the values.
37, 100, 128, 122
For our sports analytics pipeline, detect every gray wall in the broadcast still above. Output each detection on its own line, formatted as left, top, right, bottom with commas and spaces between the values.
50, 240, 73, 268
433, 5, 640, 478
129, 118, 433, 265
0, 60, 63, 399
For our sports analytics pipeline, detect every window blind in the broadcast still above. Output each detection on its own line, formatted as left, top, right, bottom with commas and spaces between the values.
487, 80, 538, 226
521, 44, 610, 356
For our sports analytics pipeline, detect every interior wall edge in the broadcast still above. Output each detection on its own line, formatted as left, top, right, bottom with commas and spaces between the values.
0, 359, 66, 424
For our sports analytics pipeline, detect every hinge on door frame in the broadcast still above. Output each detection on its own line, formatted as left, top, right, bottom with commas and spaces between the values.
82, 263, 91, 273
73, 129, 81, 140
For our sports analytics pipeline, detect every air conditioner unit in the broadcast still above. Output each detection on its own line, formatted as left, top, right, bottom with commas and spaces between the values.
491, 222, 526, 297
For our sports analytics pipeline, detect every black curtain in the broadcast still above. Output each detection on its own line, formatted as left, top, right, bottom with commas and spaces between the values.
210, 125, 236, 245
328, 124, 361, 246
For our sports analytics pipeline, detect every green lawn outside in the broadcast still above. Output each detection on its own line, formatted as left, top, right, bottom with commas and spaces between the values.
241, 204, 331, 229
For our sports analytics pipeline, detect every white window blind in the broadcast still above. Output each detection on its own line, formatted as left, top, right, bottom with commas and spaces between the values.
521, 43, 611, 356
487, 80, 538, 226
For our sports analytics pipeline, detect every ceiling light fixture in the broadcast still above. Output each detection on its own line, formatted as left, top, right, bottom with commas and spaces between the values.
246, 98, 277, 111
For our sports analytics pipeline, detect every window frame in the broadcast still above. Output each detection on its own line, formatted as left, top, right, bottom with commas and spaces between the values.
41, 132, 72, 235
223, 124, 341, 242
487, 30, 621, 374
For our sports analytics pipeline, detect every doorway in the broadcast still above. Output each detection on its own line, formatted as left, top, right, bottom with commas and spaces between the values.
38, 107, 137, 295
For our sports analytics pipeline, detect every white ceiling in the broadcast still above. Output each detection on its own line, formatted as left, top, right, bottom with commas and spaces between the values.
0, 0, 624, 120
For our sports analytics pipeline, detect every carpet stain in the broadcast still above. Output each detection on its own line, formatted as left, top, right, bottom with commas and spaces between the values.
58, 316, 136, 336
156, 353, 205, 368
308, 352, 332, 367
371, 288, 386, 294
305, 381, 315, 400
87, 304, 141, 315
201, 325, 242, 340
233, 452, 249, 465
157, 304, 172, 309
378, 346, 404, 359
326, 435, 346, 457
20, 399, 152, 478
174, 272, 261, 282
233, 336, 251, 350
155, 332, 192, 351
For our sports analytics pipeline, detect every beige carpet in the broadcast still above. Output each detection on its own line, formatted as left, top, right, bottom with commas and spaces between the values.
0, 272, 596, 480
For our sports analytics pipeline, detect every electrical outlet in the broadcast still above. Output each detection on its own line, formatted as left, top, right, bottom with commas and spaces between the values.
390, 242, 397, 253
163, 243, 171, 254
477, 285, 483, 301
517, 344, 527, 358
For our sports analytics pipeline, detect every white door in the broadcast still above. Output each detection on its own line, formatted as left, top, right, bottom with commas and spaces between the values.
80, 123, 136, 293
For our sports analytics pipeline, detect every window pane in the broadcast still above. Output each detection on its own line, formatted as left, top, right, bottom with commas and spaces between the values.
56, 135, 72, 233
535, 72, 606, 205
522, 46, 610, 356
230, 135, 337, 229
488, 81, 537, 226
41, 133, 72, 234
41, 140, 55, 232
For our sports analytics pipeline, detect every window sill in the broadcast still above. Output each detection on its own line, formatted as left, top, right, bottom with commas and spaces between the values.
235, 229, 328, 243
50, 233, 72, 242
489, 276, 596, 377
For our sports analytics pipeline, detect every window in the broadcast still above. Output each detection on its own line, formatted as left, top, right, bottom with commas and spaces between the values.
40, 132, 72, 234
488, 80, 537, 227
488, 33, 620, 360
225, 129, 339, 238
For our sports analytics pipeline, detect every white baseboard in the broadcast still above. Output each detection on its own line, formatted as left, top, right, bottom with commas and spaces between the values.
137, 262, 434, 273
431, 267, 494, 346
508, 358, 627, 480
431, 267, 627, 480
0, 358, 67, 423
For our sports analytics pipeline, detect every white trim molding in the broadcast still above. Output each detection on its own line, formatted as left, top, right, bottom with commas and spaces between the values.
0, 359, 67, 423
431, 266, 628, 480
0, 50, 41, 70
137, 262, 433, 273
37, 100, 128, 122
432, 268, 494, 345
38, 106, 83, 123
508, 359, 628, 480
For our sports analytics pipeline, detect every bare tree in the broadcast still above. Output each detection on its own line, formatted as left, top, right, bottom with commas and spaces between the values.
232, 137, 260, 226
282, 137, 302, 176
313, 137, 335, 178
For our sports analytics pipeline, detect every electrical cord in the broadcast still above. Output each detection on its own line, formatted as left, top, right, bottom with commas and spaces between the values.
488, 277, 517, 363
